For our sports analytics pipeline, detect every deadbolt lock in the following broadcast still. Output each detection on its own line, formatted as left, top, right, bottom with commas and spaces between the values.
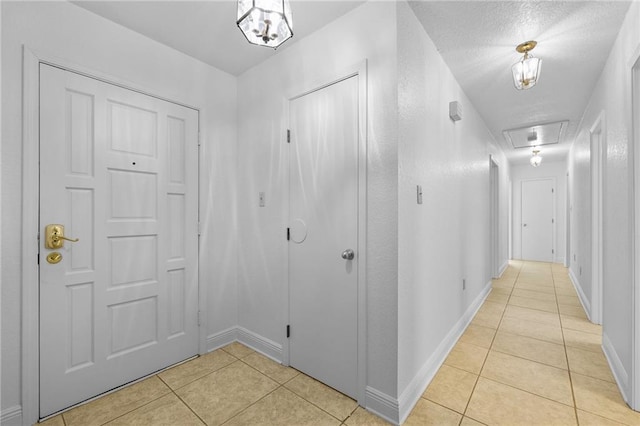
46, 252, 62, 264
45, 224, 79, 249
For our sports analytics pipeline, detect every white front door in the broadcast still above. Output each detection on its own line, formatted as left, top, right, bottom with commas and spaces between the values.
288, 76, 359, 399
521, 178, 555, 262
39, 64, 199, 417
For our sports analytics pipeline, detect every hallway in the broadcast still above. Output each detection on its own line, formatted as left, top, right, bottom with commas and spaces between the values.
418, 261, 640, 425
37, 261, 639, 425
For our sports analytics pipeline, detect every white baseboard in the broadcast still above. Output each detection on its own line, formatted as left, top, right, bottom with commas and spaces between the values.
206, 326, 283, 363
206, 326, 238, 352
237, 326, 283, 362
569, 268, 592, 321
0, 405, 22, 426
396, 279, 492, 424
365, 386, 400, 425
499, 260, 509, 278
602, 332, 631, 404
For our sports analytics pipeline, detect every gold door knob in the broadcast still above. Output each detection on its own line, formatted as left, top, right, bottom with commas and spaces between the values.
45, 224, 79, 249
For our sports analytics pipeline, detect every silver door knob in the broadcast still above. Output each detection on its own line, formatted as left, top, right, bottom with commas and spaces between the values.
523, 223, 527, 227
341, 249, 355, 260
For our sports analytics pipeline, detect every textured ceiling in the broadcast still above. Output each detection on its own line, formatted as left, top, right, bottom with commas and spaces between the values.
73, 0, 365, 76
74, 0, 631, 166
408, 1, 631, 165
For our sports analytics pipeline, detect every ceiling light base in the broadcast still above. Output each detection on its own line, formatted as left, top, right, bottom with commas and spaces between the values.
516, 40, 537, 54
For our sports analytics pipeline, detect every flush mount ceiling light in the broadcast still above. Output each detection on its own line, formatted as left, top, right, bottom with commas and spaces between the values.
512, 40, 542, 90
237, 0, 293, 49
530, 147, 542, 167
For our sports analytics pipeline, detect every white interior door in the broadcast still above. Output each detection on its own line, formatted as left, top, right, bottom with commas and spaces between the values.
521, 178, 555, 262
39, 64, 199, 417
289, 76, 359, 399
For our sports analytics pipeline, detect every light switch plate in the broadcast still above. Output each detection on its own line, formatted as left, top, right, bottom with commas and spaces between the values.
417, 185, 423, 204
259, 192, 265, 207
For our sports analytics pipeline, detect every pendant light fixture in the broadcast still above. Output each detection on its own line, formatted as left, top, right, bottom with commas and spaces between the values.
237, 0, 293, 49
512, 40, 541, 90
530, 147, 542, 167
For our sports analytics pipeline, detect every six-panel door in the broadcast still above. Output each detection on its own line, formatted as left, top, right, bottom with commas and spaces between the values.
39, 64, 199, 417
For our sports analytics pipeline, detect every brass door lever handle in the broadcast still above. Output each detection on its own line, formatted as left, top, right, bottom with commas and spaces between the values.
55, 234, 79, 243
45, 224, 79, 249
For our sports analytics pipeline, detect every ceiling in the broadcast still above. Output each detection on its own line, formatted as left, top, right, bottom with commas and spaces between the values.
74, 0, 631, 166
408, 1, 631, 165
73, 1, 365, 76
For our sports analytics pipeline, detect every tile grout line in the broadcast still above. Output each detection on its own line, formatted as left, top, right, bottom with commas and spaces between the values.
218, 358, 299, 425
280, 380, 355, 423
93, 375, 177, 426
552, 265, 581, 426
459, 261, 522, 422
220, 353, 353, 425
461, 262, 584, 420
158, 373, 209, 426
218, 384, 285, 426
157, 348, 247, 426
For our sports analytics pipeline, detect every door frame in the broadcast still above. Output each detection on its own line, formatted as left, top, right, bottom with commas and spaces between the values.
283, 60, 368, 405
566, 172, 571, 268
631, 46, 640, 411
21, 47, 204, 424
489, 155, 500, 278
590, 111, 606, 325
520, 177, 556, 262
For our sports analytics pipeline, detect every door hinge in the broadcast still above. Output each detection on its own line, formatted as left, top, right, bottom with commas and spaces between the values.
286, 325, 290, 338
552, 188, 555, 193
198, 222, 202, 236
197, 311, 202, 326
287, 228, 290, 241
552, 249, 555, 254
37, 253, 40, 265
552, 218, 555, 224
198, 131, 201, 146
287, 129, 291, 143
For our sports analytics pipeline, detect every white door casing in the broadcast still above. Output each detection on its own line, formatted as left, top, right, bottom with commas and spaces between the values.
590, 112, 605, 325
631, 48, 640, 412
288, 75, 359, 399
521, 178, 555, 262
490, 156, 500, 277
39, 64, 199, 417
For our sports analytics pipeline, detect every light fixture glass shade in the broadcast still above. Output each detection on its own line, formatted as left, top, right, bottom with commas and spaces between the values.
512, 55, 541, 90
237, 0, 293, 49
530, 152, 542, 167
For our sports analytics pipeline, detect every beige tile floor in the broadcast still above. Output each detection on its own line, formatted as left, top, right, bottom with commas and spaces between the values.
39, 261, 640, 425
423, 260, 640, 426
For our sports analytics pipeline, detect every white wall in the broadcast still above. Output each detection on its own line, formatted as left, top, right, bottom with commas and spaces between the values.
567, 1, 640, 402
236, 0, 399, 408
397, 2, 510, 421
511, 161, 567, 264
1, 2, 238, 423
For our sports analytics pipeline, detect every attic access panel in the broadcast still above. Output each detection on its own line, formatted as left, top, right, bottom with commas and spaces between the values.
503, 121, 568, 149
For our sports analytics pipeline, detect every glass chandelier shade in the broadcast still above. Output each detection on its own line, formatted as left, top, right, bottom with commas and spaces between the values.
530, 149, 542, 167
237, 0, 293, 49
512, 41, 541, 90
